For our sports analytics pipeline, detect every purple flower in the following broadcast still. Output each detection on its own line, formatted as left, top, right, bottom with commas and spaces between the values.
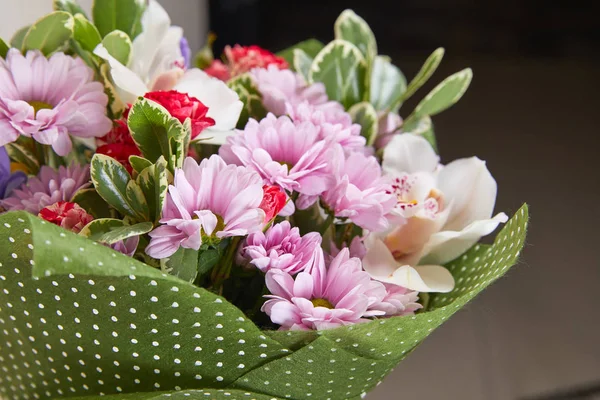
0, 49, 112, 156
146, 155, 266, 259
262, 248, 387, 330
110, 236, 140, 257
286, 101, 365, 153
0, 147, 26, 200
299, 150, 396, 232
179, 37, 192, 69
1, 164, 90, 214
250, 65, 329, 116
239, 221, 322, 274
219, 114, 337, 196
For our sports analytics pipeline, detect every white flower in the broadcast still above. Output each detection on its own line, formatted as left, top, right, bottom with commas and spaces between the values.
361, 133, 507, 292
94, 0, 242, 144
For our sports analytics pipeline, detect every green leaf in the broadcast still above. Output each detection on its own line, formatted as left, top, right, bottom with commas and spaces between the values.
197, 247, 224, 279
92, 0, 146, 39
5, 142, 39, 175
334, 9, 377, 61
397, 47, 445, 106
53, 0, 88, 17
136, 157, 168, 224
293, 49, 313, 82
411, 68, 472, 119
227, 74, 267, 128
370, 55, 407, 111
79, 217, 125, 241
101, 30, 132, 65
127, 98, 188, 171
90, 153, 141, 219
22, 11, 74, 55
71, 188, 113, 218
100, 221, 153, 244
309, 40, 367, 109
72, 14, 102, 53
348, 102, 378, 146
10, 26, 30, 49
128, 155, 152, 175
166, 247, 200, 283
0, 38, 9, 59
277, 38, 324, 65
125, 180, 150, 221
403, 115, 437, 152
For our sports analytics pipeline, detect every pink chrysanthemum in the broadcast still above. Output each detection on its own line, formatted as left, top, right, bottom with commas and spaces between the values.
262, 248, 387, 330
239, 221, 322, 274
1, 164, 90, 214
0, 49, 112, 155
146, 155, 266, 259
286, 101, 365, 152
329, 236, 367, 260
369, 283, 422, 317
219, 114, 336, 196
299, 150, 396, 232
250, 66, 329, 116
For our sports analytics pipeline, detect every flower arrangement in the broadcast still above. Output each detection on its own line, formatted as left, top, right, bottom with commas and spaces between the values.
0, 1, 528, 399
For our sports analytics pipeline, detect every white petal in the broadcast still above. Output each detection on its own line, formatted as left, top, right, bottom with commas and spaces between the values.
130, 0, 172, 79
361, 235, 400, 280
437, 156, 498, 231
192, 127, 237, 145
174, 68, 243, 132
420, 212, 509, 265
382, 133, 439, 175
384, 265, 455, 293
94, 44, 148, 104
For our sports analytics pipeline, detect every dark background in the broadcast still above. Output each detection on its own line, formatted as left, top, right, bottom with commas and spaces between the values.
208, 1, 600, 399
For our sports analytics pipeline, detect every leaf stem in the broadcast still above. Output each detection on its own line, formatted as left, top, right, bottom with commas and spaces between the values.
210, 236, 241, 290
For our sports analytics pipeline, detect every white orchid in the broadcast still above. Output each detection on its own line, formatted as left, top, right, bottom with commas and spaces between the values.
361, 133, 508, 293
94, 0, 242, 144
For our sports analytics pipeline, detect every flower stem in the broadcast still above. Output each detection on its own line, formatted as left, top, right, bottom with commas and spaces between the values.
319, 213, 335, 235
210, 236, 241, 291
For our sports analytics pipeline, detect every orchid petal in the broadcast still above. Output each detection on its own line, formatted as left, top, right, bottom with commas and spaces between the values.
382, 133, 439, 175
93, 45, 148, 104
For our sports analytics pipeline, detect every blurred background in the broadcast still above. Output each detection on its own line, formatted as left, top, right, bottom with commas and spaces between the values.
2, 0, 599, 399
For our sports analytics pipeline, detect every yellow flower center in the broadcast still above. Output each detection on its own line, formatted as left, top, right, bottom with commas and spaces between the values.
196, 214, 226, 246
311, 298, 334, 309
28, 101, 53, 116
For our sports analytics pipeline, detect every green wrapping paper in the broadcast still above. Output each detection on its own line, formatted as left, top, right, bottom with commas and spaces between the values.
0, 204, 528, 400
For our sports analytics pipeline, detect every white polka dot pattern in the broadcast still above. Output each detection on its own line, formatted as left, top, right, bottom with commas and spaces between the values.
0, 205, 528, 400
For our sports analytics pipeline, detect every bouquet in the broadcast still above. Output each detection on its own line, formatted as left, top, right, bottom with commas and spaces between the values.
0, 1, 528, 399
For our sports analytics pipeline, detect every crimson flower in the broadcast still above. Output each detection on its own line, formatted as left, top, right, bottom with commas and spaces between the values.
144, 90, 216, 139
259, 185, 287, 223
204, 45, 289, 81
38, 201, 93, 233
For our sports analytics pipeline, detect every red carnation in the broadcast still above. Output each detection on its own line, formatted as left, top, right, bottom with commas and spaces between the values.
144, 90, 216, 139
39, 201, 94, 234
259, 185, 287, 223
204, 45, 289, 81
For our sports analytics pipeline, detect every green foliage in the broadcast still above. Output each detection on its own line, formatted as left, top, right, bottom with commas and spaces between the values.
0, 205, 528, 399
72, 14, 102, 53
22, 11, 74, 55
136, 157, 169, 224
92, 0, 145, 39
80, 218, 152, 245
293, 49, 313, 82
227, 73, 267, 128
53, 0, 88, 17
10, 26, 30, 49
277, 38, 324, 66
166, 247, 200, 282
334, 9, 377, 62
128, 155, 153, 175
127, 98, 189, 171
396, 47, 445, 106
411, 68, 473, 119
101, 30, 132, 65
71, 188, 113, 219
370, 55, 407, 111
348, 102, 378, 146
309, 40, 367, 109
5, 142, 39, 175
90, 154, 147, 221
0, 38, 9, 58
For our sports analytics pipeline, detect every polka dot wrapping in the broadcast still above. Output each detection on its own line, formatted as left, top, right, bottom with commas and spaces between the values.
0, 204, 528, 400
